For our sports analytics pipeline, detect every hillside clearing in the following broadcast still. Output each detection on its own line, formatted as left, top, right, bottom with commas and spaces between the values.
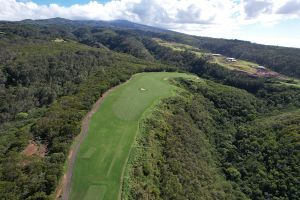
154, 38, 280, 77
22, 141, 46, 157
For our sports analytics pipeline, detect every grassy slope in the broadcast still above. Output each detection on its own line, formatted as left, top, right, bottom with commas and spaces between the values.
212, 56, 258, 73
70, 72, 197, 200
154, 38, 300, 87
278, 79, 300, 88
154, 38, 263, 74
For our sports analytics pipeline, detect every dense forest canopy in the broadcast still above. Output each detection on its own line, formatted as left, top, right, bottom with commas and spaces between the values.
124, 79, 300, 200
0, 19, 299, 200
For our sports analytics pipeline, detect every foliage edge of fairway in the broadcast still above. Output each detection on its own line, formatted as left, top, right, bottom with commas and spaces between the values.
58, 75, 138, 200
118, 74, 190, 200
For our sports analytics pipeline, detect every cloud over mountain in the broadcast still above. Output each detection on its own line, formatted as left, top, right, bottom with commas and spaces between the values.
1, 1, 298, 23
0, 0, 300, 47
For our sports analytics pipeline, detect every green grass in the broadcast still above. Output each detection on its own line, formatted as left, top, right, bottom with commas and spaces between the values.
268, 76, 300, 88
277, 77, 300, 88
154, 38, 260, 74
278, 81, 300, 88
153, 38, 204, 53
70, 72, 198, 200
211, 56, 258, 73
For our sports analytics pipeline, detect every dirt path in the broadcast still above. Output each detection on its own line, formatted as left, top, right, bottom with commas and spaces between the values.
55, 83, 124, 200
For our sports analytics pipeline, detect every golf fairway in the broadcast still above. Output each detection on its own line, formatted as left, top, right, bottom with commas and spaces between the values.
70, 72, 196, 200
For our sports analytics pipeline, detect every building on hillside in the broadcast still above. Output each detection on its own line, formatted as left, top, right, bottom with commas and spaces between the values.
257, 65, 266, 69
212, 53, 222, 56
226, 57, 237, 62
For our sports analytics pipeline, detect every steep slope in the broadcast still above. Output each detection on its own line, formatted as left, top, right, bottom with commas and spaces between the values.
124, 77, 300, 200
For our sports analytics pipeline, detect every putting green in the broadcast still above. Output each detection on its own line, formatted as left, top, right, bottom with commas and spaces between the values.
70, 72, 197, 200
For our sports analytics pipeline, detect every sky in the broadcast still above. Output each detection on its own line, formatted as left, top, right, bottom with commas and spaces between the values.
1, 0, 300, 48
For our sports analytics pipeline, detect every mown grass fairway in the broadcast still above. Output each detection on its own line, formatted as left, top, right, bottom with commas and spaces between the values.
70, 72, 197, 200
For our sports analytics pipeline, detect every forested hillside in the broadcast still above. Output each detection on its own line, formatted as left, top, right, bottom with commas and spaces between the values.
0, 19, 299, 199
124, 78, 300, 200
0, 37, 171, 199
1, 18, 300, 78
136, 31, 300, 79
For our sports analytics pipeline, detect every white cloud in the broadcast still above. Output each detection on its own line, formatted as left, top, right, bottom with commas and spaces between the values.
237, 0, 300, 25
277, 0, 300, 16
243, 0, 274, 19
0, 0, 300, 47
0, 0, 298, 25
0, 0, 241, 38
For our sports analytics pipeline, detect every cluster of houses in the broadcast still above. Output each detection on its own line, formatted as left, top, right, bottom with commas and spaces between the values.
211, 53, 238, 62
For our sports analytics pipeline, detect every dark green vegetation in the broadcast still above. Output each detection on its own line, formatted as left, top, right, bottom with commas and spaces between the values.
124, 78, 300, 200
1, 18, 300, 79
0, 18, 299, 199
0, 36, 171, 199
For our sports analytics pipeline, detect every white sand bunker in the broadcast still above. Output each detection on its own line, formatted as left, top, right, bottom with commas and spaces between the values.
163, 77, 168, 81
140, 88, 146, 91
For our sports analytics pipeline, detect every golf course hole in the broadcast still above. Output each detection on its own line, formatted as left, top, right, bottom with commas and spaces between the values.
70, 73, 199, 199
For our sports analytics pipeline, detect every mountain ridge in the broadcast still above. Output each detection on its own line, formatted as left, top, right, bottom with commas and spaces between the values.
16, 17, 170, 33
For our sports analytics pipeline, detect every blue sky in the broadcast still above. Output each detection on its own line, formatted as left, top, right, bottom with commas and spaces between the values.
227, 19, 300, 48
2, 0, 300, 48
